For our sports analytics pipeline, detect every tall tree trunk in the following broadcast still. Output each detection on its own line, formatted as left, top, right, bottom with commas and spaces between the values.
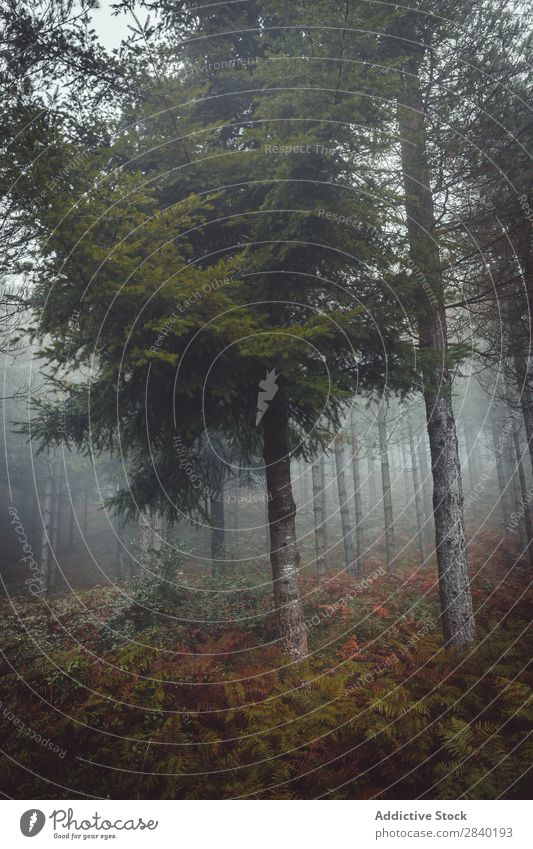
514, 352, 533, 477
39, 455, 54, 596
130, 523, 137, 578
399, 429, 411, 507
262, 384, 307, 660
350, 410, 365, 575
503, 416, 526, 545
491, 418, 512, 533
311, 458, 326, 577
82, 490, 88, 537
68, 500, 75, 549
232, 480, 240, 532
377, 400, 396, 571
417, 429, 434, 548
397, 66, 476, 648
366, 452, 378, 512
138, 511, 152, 555
49, 456, 61, 591
319, 454, 328, 560
334, 437, 356, 575
510, 411, 533, 566
152, 512, 163, 552
113, 480, 126, 580
210, 495, 225, 573
463, 421, 479, 492
408, 414, 427, 564
299, 460, 309, 503
30, 486, 40, 551
264, 488, 270, 549
115, 514, 126, 580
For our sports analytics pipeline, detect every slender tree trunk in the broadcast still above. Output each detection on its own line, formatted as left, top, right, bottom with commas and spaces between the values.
138, 511, 152, 555
233, 480, 240, 532
82, 490, 88, 537
68, 501, 75, 549
463, 421, 479, 492
262, 385, 307, 660
350, 410, 365, 575
114, 481, 126, 580
397, 66, 476, 648
264, 488, 270, 548
210, 495, 225, 573
510, 447, 528, 548
367, 453, 378, 512
299, 460, 309, 504
520, 391, 533, 479
311, 458, 326, 577
514, 352, 533, 477
377, 400, 396, 571
152, 512, 163, 552
130, 524, 137, 578
30, 486, 40, 550
417, 430, 434, 548
334, 437, 356, 575
319, 454, 328, 560
491, 418, 512, 533
39, 456, 54, 596
503, 416, 525, 544
49, 457, 61, 591
408, 415, 427, 564
510, 411, 533, 566
399, 429, 411, 507
115, 514, 126, 580
303, 463, 309, 500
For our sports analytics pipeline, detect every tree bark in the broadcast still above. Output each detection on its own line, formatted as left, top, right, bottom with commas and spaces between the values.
319, 454, 328, 560
82, 490, 88, 537
262, 384, 308, 660
491, 418, 512, 533
397, 66, 476, 648
68, 500, 75, 549
264, 489, 270, 548
377, 400, 396, 571
115, 514, 126, 580
350, 410, 365, 575
514, 352, 533, 478
510, 411, 533, 566
299, 460, 309, 503
30, 486, 40, 551
39, 455, 54, 596
503, 415, 526, 545
334, 437, 356, 575
232, 480, 240, 532
398, 428, 409, 476
408, 414, 427, 564
138, 511, 152, 555
311, 458, 326, 577
463, 421, 479, 492
210, 495, 225, 573
49, 456, 61, 591
417, 429, 434, 548
152, 512, 163, 551
366, 453, 378, 512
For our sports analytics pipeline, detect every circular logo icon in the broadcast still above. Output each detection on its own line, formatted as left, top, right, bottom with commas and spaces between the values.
20, 810, 46, 837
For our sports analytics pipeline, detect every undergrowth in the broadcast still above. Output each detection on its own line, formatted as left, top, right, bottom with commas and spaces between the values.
0, 538, 532, 799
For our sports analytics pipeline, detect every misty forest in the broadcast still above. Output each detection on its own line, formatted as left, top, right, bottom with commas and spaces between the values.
1, 0, 533, 800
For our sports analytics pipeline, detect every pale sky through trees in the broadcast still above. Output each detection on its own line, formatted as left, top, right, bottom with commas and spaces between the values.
90, 0, 133, 51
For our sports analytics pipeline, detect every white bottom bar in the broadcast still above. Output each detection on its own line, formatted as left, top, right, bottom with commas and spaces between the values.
4, 800, 531, 847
